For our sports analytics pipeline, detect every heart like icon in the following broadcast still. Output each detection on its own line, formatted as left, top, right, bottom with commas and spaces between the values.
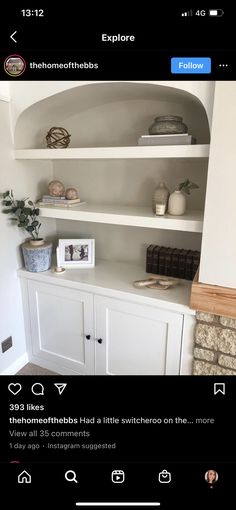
8, 383, 22, 395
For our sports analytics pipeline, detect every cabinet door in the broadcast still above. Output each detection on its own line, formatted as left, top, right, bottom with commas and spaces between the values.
27, 281, 94, 374
94, 296, 183, 375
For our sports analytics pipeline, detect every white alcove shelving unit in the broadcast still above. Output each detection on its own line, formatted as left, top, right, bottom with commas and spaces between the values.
15, 82, 210, 282
15, 81, 211, 375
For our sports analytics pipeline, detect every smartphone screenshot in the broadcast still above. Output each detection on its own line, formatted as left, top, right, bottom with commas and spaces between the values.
0, 6, 235, 509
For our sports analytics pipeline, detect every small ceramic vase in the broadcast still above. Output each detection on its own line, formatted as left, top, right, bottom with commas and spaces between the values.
168, 190, 186, 215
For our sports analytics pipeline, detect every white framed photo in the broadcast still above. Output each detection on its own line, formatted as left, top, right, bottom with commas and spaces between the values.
58, 239, 95, 268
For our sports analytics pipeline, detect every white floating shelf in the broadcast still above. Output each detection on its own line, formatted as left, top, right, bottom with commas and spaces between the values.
14, 145, 209, 160
39, 204, 204, 232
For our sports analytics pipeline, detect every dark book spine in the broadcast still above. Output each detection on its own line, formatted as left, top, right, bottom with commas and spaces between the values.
158, 247, 167, 275
164, 247, 174, 277
179, 249, 188, 279
171, 248, 180, 277
146, 244, 155, 273
185, 250, 194, 280
152, 246, 161, 274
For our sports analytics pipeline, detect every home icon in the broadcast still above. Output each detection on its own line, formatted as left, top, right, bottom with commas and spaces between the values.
18, 470, 31, 484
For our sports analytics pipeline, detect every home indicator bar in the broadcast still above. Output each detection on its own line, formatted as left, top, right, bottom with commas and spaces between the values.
75, 504, 161, 507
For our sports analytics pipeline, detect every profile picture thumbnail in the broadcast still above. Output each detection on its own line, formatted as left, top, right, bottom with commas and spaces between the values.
4, 55, 26, 77
205, 469, 218, 484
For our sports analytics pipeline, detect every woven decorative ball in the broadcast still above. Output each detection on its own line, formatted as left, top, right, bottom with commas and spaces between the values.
48, 180, 65, 197
65, 187, 78, 200
46, 127, 71, 149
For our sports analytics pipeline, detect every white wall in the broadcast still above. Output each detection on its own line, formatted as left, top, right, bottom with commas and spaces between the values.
57, 220, 202, 265
54, 156, 208, 209
199, 82, 236, 288
13, 83, 210, 148
10, 81, 214, 137
55, 156, 206, 264
0, 83, 10, 101
51, 92, 208, 263
0, 100, 56, 374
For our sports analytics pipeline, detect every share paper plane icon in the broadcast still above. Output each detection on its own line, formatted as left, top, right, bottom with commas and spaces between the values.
54, 383, 67, 395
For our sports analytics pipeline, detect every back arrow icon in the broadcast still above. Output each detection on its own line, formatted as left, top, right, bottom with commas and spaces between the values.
10, 31, 17, 43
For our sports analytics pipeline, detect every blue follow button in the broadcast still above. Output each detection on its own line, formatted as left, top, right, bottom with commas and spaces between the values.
171, 57, 211, 74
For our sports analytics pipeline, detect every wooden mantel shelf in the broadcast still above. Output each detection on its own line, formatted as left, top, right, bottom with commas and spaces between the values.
190, 270, 236, 319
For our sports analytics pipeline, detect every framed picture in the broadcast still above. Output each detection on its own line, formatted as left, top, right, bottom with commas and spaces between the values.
58, 239, 95, 268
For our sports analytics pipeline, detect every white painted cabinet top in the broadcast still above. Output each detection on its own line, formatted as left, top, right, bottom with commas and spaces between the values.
18, 259, 195, 315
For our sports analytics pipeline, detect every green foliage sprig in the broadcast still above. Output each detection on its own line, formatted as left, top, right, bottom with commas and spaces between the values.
1, 190, 41, 239
176, 179, 199, 195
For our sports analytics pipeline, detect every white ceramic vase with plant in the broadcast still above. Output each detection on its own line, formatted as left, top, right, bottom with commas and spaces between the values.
168, 179, 199, 215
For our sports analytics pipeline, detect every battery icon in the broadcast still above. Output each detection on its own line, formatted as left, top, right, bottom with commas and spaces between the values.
209, 9, 224, 16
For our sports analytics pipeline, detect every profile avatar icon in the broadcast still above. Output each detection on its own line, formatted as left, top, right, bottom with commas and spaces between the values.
4, 54, 26, 77
205, 469, 218, 486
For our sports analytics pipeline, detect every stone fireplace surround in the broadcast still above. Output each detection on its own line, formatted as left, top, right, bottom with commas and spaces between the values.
193, 312, 236, 375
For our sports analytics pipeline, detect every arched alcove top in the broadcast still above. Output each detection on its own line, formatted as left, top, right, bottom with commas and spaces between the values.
13, 81, 212, 148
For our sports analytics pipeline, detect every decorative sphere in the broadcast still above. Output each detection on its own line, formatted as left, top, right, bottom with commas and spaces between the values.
48, 180, 65, 197
46, 126, 71, 149
65, 187, 78, 200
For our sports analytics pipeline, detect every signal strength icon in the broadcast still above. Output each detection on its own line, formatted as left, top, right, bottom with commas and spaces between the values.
181, 10, 193, 16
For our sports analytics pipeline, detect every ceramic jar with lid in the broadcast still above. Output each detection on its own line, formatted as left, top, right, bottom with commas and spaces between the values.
21, 238, 53, 272
149, 115, 188, 135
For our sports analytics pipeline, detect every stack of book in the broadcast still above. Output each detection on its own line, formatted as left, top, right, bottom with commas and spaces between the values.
37, 195, 86, 207
146, 244, 200, 281
138, 133, 196, 146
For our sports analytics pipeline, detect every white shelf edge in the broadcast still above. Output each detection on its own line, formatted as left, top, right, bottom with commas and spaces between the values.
39, 204, 203, 233
14, 145, 210, 160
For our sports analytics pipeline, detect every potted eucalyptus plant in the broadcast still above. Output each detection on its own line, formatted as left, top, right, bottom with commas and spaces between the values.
168, 179, 199, 215
1, 190, 52, 272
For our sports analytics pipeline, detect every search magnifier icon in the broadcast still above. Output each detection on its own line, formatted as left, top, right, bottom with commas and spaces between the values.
65, 470, 78, 483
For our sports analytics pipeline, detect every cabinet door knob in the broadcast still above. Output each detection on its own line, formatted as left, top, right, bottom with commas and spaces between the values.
97, 338, 103, 344
85, 335, 91, 340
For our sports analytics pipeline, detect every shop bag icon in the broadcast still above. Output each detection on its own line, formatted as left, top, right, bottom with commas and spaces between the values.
158, 469, 171, 484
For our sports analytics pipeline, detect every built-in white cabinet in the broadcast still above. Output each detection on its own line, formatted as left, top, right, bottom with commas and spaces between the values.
22, 276, 185, 375
27, 281, 94, 374
94, 295, 183, 375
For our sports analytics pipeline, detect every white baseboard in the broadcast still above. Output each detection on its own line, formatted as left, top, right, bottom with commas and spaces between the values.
30, 355, 79, 375
0, 352, 29, 375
